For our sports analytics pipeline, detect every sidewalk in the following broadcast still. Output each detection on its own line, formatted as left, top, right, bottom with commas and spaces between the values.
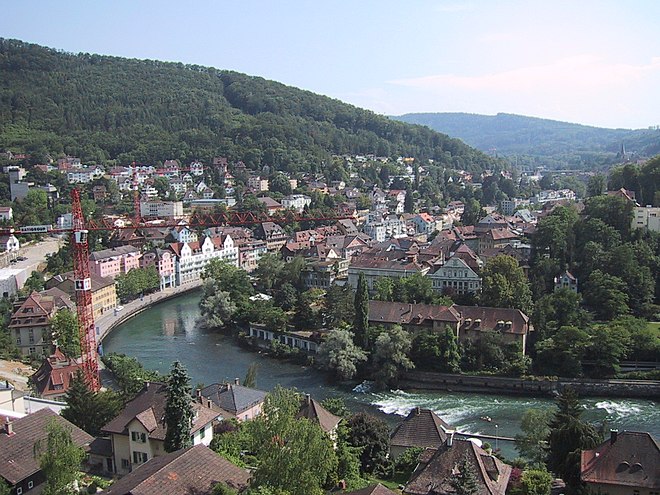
95, 281, 203, 343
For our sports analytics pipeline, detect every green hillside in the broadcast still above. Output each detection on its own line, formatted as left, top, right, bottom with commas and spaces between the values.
395, 112, 660, 169
0, 39, 496, 173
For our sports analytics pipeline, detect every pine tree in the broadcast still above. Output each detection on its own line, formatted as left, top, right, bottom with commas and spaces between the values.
243, 363, 258, 388
450, 453, 479, 495
353, 273, 370, 349
164, 361, 194, 452
404, 184, 414, 213
61, 371, 95, 433
546, 388, 601, 492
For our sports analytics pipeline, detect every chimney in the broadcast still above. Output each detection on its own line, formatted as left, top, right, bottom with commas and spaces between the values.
447, 430, 454, 447
207, 399, 213, 409
4, 417, 13, 436
305, 394, 311, 406
415, 406, 421, 415
234, 378, 240, 386
610, 429, 618, 445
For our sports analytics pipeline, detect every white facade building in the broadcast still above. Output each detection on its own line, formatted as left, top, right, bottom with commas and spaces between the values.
139, 201, 184, 218
173, 235, 238, 286
281, 194, 311, 213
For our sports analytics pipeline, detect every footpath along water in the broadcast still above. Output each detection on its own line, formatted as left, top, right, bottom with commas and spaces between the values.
103, 291, 660, 459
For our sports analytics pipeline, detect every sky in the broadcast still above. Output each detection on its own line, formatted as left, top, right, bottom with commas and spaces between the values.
1, 0, 659, 129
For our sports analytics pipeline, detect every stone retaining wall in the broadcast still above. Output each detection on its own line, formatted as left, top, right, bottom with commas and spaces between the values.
400, 371, 660, 399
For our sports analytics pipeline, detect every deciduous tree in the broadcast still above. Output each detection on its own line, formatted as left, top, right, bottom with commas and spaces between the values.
371, 324, 414, 387
316, 327, 367, 380
480, 255, 533, 313
34, 420, 85, 495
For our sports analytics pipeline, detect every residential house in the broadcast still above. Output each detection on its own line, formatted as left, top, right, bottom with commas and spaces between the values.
302, 257, 350, 289
67, 166, 104, 184
140, 248, 176, 290
238, 239, 268, 272
189, 160, 204, 176
101, 381, 221, 476
477, 228, 520, 255
168, 225, 198, 244
581, 431, 659, 495
412, 213, 439, 235
632, 206, 660, 232
337, 219, 359, 236
257, 196, 283, 215
30, 348, 83, 399
0, 409, 93, 495
0, 234, 19, 252
0, 206, 13, 221
348, 254, 429, 291
89, 245, 141, 279
554, 270, 578, 292
101, 444, 250, 495
248, 323, 326, 353
248, 177, 269, 192
403, 438, 512, 495
297, 394, 341, 444
256, 222, 287, 252
45, 271, 117, 320
428, 256, 482, 295
9, 291, 74, 357
390, 407, 451, 459
200, 379, 267, 422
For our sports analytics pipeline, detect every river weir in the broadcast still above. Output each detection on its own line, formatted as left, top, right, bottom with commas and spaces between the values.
103, 291, 660, 459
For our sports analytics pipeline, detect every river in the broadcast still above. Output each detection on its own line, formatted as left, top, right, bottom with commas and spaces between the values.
102, 291, 660, 459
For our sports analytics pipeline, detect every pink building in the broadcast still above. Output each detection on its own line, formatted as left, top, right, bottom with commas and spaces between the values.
140, 248, 176, 289
89, 245, 141, 279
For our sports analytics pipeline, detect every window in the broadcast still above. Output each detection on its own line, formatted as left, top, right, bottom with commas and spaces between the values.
121, 458, 130, 469
28, 481, 34, 489
16, 488, 22, 495
131, 431, 146, 443
132, 451, 148, 464
200, 426, 206, 439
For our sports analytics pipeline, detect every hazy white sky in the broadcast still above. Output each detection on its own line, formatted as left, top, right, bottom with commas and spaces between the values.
2, 0, 659, 129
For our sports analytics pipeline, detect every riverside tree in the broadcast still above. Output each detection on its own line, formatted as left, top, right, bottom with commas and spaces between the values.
480, 254, 533, 313
316, 326, 367, 380
164, 361, 194, 452
371, 324, 414, 387
514, 408, 553, 465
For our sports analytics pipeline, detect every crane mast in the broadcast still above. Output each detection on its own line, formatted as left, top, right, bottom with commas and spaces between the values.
71, 188, 100, 390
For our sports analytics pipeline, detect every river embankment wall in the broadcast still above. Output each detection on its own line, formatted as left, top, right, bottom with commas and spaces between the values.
400, 370, 660, 399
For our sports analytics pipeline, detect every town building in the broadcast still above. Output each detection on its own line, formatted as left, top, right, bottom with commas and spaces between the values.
9, 291, 75, 357
0, 409, 93, 495
248, 177, 269, 192
257, 196, 283, 215
0, 233, 19, 252
139, 201, 184, 218
348, 255, 429, 291
140, 248, 176, 290
297, 394, 341, 444
248, 323, 325, 353
368, 300, 533, 354
428, 257, 482, 295
101, 382, 221, 476
45, 271, 117, 320
0, 206, 13, 221
256, 222, 287, 252
168, 235, 238, 286
281, 194, 311, 213
89, 245, 142, 279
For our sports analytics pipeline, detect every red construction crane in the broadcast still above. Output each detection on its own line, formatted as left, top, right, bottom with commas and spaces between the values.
4, 188, 353, 391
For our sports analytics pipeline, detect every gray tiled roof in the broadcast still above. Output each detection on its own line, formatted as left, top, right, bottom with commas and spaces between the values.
200, 383, 267, 416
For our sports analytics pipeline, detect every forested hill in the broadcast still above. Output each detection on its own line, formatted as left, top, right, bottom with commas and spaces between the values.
0, 39, 496, 173
394, 112, 660, 169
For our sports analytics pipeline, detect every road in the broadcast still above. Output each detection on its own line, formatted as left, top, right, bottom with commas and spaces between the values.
0, 235, 63, 272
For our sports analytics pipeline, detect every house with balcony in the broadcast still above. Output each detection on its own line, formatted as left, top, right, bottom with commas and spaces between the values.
101, 382, 221, 476
256, 222, 287, 252
89, 245, 141, 279
45, 271, 117, 320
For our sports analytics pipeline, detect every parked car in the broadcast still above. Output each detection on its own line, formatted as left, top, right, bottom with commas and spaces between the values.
16, 256, 27, 261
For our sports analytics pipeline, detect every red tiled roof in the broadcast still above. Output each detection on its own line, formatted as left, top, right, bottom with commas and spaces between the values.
102, 444, 250, 495
0, 409, 93, 485
581, 431, 659, 489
